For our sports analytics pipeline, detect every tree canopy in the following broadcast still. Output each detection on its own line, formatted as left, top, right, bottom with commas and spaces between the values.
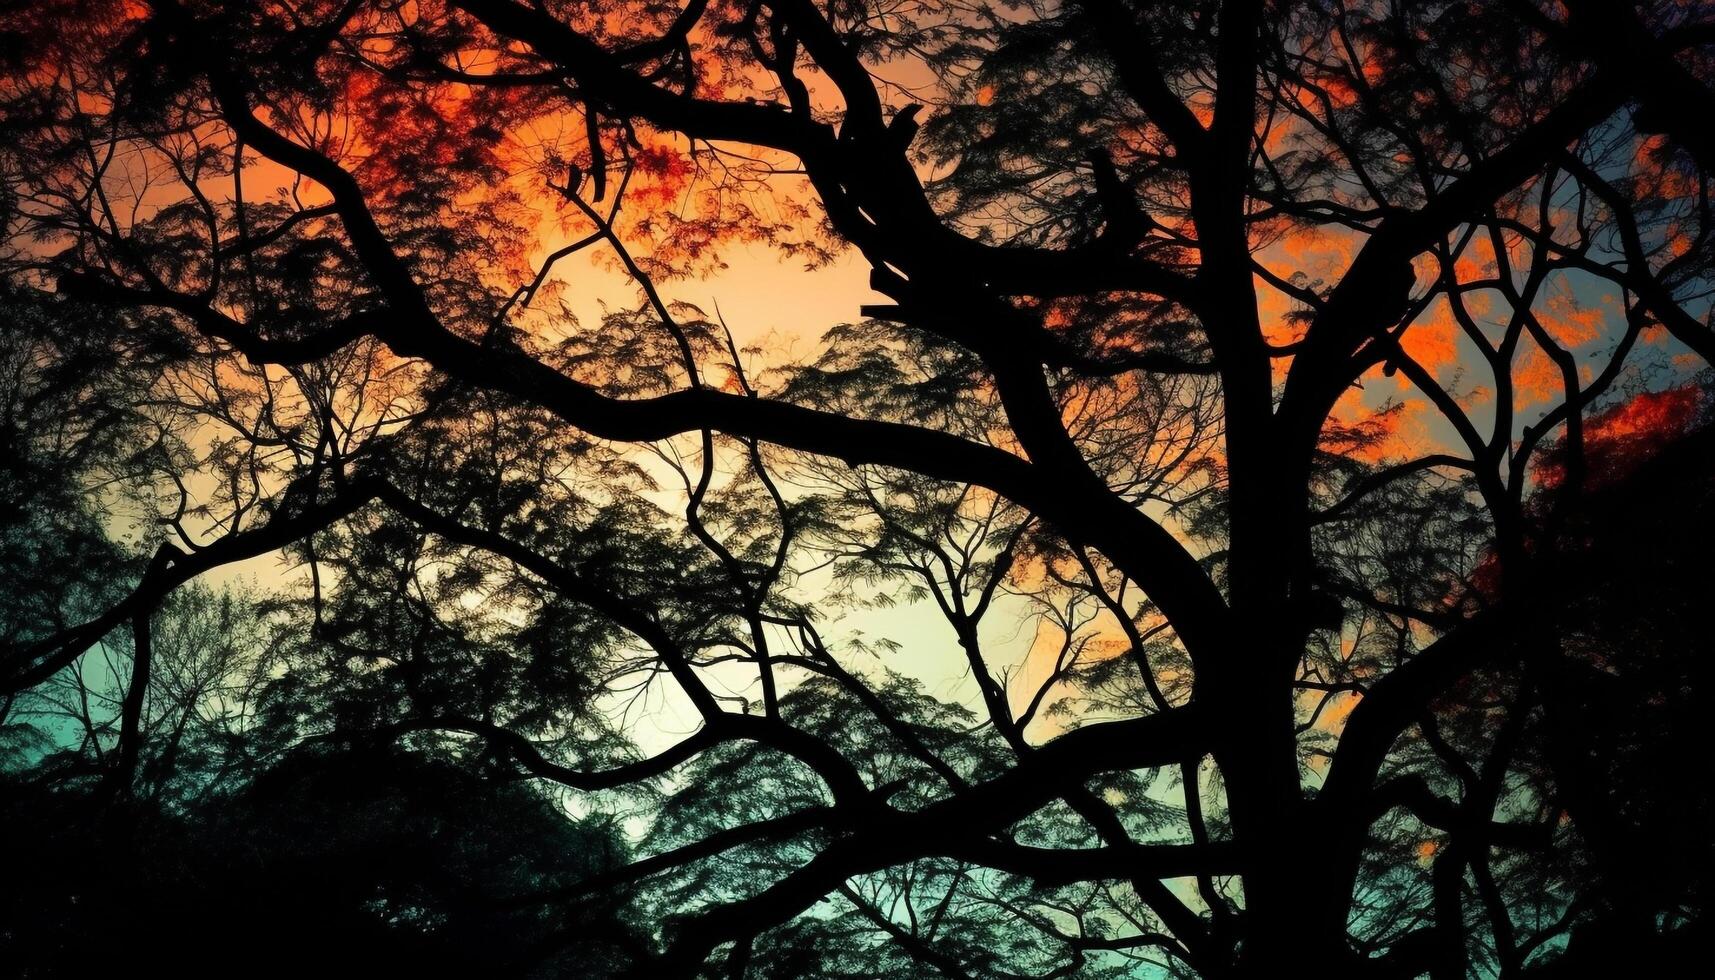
2, 1, 1713, 976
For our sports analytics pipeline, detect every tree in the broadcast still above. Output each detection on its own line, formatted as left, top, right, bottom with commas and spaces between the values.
1, 0, 1712, 975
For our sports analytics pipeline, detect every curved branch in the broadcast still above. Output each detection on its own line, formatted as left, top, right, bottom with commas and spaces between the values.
2, 478, 383, 694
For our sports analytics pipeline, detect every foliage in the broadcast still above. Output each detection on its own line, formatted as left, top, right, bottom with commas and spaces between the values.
2, 1, 1714, 977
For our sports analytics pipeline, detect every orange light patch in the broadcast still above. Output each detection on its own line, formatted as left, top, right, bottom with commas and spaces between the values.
1534, 291, 1611, 349
1453, 236, 1499, 284
1535, 385, 1703, 490
1398, 300, 1462, 374
1512, 339, 1567, 410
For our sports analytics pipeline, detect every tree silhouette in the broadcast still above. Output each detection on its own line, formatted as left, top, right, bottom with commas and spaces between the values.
2, 1, 1713, 976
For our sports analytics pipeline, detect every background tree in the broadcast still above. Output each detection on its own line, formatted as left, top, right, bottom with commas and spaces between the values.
2, 0, 1713, 976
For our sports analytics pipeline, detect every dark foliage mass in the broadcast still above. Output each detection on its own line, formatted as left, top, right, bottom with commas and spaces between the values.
2, 1, 1714, 977
0, 748, 642, 977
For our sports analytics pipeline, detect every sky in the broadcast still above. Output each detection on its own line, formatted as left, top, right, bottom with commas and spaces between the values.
179, 143, 1712, 770
26, 0, 1713, 815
